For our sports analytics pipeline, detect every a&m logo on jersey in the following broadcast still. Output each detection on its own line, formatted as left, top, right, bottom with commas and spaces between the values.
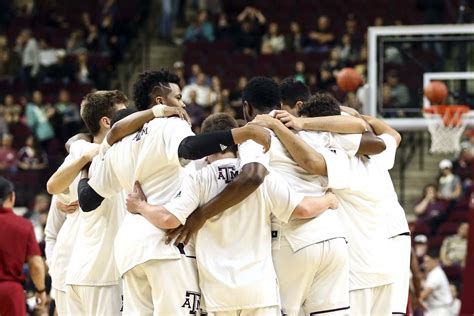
181, 291, 201, 315
217, 166, 239, 183
132, 125, 149, 141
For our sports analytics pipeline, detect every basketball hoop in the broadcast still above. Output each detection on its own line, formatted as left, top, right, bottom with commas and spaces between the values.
423, 105, 470, 153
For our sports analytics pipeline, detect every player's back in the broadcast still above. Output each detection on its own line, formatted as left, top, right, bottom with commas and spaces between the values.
174, 157, 296, 310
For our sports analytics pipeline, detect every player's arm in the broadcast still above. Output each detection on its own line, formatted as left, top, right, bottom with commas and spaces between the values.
46, 146, 98, 195
44, 195, 66, 266
292, 192, 339, 219
361, 115, 401, 146
129, 201, 181, 229
274, 110, 366, 134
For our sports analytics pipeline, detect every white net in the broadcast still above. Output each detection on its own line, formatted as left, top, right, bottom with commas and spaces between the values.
424, 110, 468, 154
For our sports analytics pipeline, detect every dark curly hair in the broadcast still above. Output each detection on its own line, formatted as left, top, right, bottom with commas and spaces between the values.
133, 69, 180, 111
280, 77, 311, 107
242, 76, 281, 112
298, 93, 341, 118
80, 90, 128, 135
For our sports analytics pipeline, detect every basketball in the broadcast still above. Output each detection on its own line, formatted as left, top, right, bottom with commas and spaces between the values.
424, 81, 449, 104
336, 68, 362, 92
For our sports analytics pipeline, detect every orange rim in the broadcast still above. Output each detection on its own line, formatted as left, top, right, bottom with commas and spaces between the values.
423, 105, 470, 126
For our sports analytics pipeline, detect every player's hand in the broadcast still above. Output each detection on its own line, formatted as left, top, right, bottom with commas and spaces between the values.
245, 124, 271, 153
35, 291, 47, 309
339, 105, 361, 118
56, 200, 79, 214
164, 106, 192, 125
326, 192, 339, 209
273, 110, 304, 130
250, 114, 278, 129
166, 210, 205, 245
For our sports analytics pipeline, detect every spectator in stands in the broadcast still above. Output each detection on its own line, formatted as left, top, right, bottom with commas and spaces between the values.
216, 13, 233, 40
449, 284, 461, 316
0, 94, 22, 125
100, 14, 123, 64
209, 75, 223, 104
415, 183, 449, 233
293, 61, 308, 84
0, 134, 18, 172
188, 64, 210, 85
440, 222, 469, 268
286, 21, 305, 53
15, 29, 40, 89
0, 35, 20, 82
453, 148, 472, 194
321, 47, 345, 77
383, 70, 410, 114
25, 90, 55, 150
184, 10, 215, 43
0, 177, 47, 316
85, 24, 101, 52
17, 135, 48, 171
338, 34, 359, 64
24, 193, 50, 243
438, 159, 462, 201
261, 22, 285, 55
237, 6, 266, 29
55, 89, 81, 139
414, 234, 428, 264
229, 76, 247, 103
235, 20, 262, 55
66, 30, 86, 54
173, 61, 186, 87
38, 38, 65, 80
102, 0, 119, 21
160, 0, 178, 42
186, 90, 205, 132
374, 16, 385, 26
73, 49, 96, 85
421, 250, 452, 315
182, 73, 211, 107
345, 14, 359, 43
305, 15, 335, 53
461, 130, 474, 157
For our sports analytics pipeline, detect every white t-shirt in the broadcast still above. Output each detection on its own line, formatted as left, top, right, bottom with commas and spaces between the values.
425, 266, 452, 309
164, 158, 302, 311
65, 152, 127, 286
333, 151, 395, 290
239, 130, 358, 252
372, 134, 410, 238
47, 140, 99, 291
88, 117, 194, 276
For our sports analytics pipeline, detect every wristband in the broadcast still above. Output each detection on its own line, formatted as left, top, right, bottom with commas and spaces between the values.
36, 288, 46, 293
152, 104, 167, 117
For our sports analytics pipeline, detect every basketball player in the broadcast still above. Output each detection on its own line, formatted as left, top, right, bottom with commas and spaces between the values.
125, 113, 340, 316
76, 70, 272, 315
44, 90, 128, 314
168, 77, 385, 315
270, 101, 402, 315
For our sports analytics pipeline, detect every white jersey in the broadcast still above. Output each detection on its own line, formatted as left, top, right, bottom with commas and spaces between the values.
371, 134, 410, 238
239, 130, 359, 252
65, 152, 127, 286
88, 117, 194, 276
425, 266, 452, 309
333, 150, 395, 290
46, 140, 99, 291
164, 158, 302, 311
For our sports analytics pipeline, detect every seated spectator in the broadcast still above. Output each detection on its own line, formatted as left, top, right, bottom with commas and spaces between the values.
461, 130, 474, 157
216, 13, 233, 40
23, 193, 50, 243
438, 159, 462, 201
0, 94, 22, 125
229, 76, 248, 102
55, 89, 81, 139
188, 63, 210, 86
293, 61, 308, 84
85, 24, 101, 52
338, 34, 359, 64
237, 6, 266, 28
182, 73, 211, 107
209, 75, 223, 104
320, 47, 345, 78
184, 10, 215, 43
38, 38, 66, 80
345, 14, 360, 43
452, 148, 472, 194
0, 134, 17, 172
414, 184, 448, 232
66, 29, 86, 54
261, 22, 285, 55
73, 49, 97, 85
173, 61, 186, 87
15, 29, 40, 88
17, 135, 48, 171
235, 21, 261, 55
100, 14, 123, 64
186, 90, 205, 132
0, 35, 21, 81
420, 250, 452, 315
383, 70, 410, 116
414, 234, 428, 264
440, 222, 469, 268
25, 90, 55, 149
305, 15, 335, 53
449, 284, 461, 316
286, 21, 305, 53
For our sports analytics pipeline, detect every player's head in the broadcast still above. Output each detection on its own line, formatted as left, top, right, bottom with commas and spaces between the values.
280, 77, 311, 116
423, 249, 440, 272
110, 108, 137, 127
0, 177, 15, 208
201, 113, 238, 157
133, 69, 183, 111
242, 76, 281, 121
80, 90, 128, 136
298, 93, 341, 118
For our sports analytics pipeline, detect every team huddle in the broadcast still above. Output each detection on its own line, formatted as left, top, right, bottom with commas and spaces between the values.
44, 69, 411, 316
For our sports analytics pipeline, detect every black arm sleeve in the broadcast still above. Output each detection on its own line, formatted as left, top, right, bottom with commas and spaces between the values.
177, 130, 235, 160
78, 178, 105, 212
